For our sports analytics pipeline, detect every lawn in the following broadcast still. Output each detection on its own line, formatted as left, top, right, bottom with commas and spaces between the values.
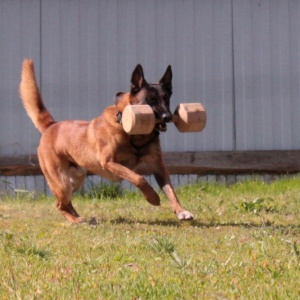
0, 176, 299, 299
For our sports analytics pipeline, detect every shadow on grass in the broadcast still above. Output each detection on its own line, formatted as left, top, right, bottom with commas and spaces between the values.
86, 216, 300, 231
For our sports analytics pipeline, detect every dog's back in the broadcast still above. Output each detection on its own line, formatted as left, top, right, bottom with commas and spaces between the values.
20, 59, 56, 133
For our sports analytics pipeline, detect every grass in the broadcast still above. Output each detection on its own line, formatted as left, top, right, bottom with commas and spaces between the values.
0, 176, 299, 299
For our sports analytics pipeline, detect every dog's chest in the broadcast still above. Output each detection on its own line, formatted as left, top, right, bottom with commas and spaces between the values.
113, 135, 159, 170
129, 131, 159, 150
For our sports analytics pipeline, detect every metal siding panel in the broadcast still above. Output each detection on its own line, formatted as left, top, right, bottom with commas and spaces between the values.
0, 0, 40, 156
42, 0, 85, 121
170, 0, 234, 151
270, 0, 292, 149
233, 0, 299, 150
233, 0, 272, 150
104, 1, 119, 103
289, 0, 300, 148
41, 0, 134, 121
169, 0, 233, 152
116, 0, 138, 83
173, 0, 195, 152
211, 0, 234, 151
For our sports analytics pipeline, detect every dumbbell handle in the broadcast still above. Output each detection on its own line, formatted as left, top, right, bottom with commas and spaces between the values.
155, 114, 179, 124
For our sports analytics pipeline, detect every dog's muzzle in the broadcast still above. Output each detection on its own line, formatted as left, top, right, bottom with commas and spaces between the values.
156, 113, 172, 132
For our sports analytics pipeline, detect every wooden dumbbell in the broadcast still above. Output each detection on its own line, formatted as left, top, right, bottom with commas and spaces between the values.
121, 103, 206, 135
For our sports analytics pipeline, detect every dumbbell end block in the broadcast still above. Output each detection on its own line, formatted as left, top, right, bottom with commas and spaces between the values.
173, 103, 206, 132
122, 105, 156, 135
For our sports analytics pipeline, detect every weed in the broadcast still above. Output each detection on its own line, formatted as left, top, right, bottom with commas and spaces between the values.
150, 236, 190, 269
16, 245, 49, 260
78, 181, 121, 199
240, 197, 277, 214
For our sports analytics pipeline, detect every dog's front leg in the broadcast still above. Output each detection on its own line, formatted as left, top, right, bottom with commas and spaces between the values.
154, 165, 194, 220
104, 161, 160, 206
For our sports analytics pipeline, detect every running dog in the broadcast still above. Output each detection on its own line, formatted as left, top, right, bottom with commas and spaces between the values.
20, 59, 193, 223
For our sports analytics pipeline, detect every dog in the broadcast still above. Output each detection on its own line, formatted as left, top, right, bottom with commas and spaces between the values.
20, 59, 193, 223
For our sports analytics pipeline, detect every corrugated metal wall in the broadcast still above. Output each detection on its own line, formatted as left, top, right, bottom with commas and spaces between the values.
1, 0, 300, 192
0, 0, 234, 157
233, 0, 300, 150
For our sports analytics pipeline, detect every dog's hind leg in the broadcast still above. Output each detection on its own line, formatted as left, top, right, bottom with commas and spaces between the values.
53, 184, 83, 223
39, 156, 85, 223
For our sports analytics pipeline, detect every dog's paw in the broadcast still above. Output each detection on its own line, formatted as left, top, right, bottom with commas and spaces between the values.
177, 211, 194, 220
74, 217, 86, 224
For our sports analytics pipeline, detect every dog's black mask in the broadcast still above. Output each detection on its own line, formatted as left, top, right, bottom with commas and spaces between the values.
130, 64, 173, 132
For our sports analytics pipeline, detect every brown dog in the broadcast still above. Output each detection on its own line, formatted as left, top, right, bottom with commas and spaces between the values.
20, 59, 193, 223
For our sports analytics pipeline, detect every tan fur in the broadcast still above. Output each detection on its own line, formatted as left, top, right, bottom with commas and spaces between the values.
19, 59, 193, 223
20, 60, 55, 133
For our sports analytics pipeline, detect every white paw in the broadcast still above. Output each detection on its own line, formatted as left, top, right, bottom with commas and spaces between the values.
177, 211, 194, 220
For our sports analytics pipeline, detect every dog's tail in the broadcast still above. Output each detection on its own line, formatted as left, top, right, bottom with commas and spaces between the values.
20, 59, 56, 133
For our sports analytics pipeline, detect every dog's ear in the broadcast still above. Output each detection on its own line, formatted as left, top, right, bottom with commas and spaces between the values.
131, 64, 147, 94
159, 65, 172, 94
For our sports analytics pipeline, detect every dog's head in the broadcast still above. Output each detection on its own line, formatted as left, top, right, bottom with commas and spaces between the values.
115, 65, 173, 132
130, 64, 173, 132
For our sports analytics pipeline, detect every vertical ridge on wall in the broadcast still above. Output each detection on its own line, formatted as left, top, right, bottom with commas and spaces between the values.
288, 0, 300, 149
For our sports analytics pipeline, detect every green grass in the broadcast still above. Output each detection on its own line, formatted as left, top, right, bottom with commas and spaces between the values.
0, 176, 300, 299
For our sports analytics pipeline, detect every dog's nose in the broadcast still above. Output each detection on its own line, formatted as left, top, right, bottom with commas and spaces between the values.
162, 113, 172, 123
